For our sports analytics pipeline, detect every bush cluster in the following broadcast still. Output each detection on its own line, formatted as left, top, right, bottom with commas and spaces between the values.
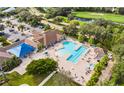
2, 56, 22, 72
86, 55, 109, 86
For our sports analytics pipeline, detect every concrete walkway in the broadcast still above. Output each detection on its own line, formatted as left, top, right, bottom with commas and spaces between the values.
39, 71, 56, 86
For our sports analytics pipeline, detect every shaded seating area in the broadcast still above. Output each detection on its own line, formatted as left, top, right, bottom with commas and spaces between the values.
7, 43, 35, 58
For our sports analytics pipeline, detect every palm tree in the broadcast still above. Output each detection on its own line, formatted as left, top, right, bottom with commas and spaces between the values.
0, 24, 5, 31
18, 24, 25, 32
0, 19, 2, 23
5, 20, 12, 27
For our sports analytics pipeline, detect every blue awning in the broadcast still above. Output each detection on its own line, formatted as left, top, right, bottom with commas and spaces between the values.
7, 43, 35, 58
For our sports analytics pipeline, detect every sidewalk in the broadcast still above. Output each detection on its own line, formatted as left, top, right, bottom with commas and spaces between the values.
39, 71, 57, 86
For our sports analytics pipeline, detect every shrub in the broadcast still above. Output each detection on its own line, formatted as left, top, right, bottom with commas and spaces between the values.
70, 20, 79, 26
87, 72, 100, 86
88, 37, 95, 45
86, 55, 109, 85
44, 24, 51, 31
53, 16, 63, 23
94, 63, 103, 73
26, 58, 58, 75
67, 14, 75, 20
0, 36, 10, 46
37, 44, 44, 52
78, 34, 85, 43
2, 56, 22, 72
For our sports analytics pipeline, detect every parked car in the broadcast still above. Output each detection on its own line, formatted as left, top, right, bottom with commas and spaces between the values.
0, 32, 5, 36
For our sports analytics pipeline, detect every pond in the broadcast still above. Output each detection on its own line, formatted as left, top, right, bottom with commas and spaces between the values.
75, 17, 94, 23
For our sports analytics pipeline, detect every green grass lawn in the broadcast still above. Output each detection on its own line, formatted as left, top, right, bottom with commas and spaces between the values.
2, 71, 48, 86
73, 11, 124, 23
60, 16, 87, 26
44, 73, 80, 86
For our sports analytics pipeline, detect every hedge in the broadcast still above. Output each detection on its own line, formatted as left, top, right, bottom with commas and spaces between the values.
86, 55, 109, 86
2, 56, 22, 72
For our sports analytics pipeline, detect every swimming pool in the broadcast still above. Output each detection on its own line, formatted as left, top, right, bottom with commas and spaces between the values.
58, 41, 88, 63
58, 41, 76, 55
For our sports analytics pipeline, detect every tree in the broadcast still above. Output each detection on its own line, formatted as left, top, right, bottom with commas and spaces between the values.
0, 36, 10, 46
70, 20, 79, 26
87, 55, 109, 86
44, 24, 51, 30
0, 18, 2, 23
110, 61, 124, 85
88, 37, 95, 45
68, 14, 74, 20
2, 56, 22, 72
45, 8, 72, 18
5, 20, 12, 27
63, 23, 78, 37
16, 10, 42, 27
37, 43, 44, 52
53, 16, 63, 23
78, 34, 85, 43
118, 8, 124, 15
0, 24, 4, 31
18, 24, 25, 32
26, 58, 58, 75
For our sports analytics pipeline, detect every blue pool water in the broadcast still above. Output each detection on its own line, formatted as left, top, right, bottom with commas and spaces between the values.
58, 41, 88, 63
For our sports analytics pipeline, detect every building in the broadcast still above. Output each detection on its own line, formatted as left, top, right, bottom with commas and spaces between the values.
7, 43, 35, 58
43, 30, 63, 47
31, 30, 63, 48
0, 51, 12, 64
0, 30, 63, 58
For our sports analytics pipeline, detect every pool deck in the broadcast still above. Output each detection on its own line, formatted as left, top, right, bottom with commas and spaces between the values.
46, 38, 98, 85
8, 38, 100, 85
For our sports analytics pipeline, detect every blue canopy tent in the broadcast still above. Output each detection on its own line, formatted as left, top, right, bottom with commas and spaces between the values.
7, 43, 35, 58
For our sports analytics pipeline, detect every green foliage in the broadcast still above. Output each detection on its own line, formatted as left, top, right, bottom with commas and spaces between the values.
87, 72, 101, 86
2, 56, 22, 72
67, 14, 75, 20
108, 44, 124, 85
45, 8, 72, 18
78, 19, 124, 50
44, 24, 51, 31
63, 23, 78, 37
37, 44, 44, 52
26, 58, 58, 75
16, 11, 43, 27
78, 34, 85, 43
70, 20, 79, 26
86, 55, 109, 86
88, 37, 95, 45
2, 71, 48, 86
36, 8, 45, 13
18, 24, 25, 32
53, 16, 63, 23
0, 12, 10, 18
0, 36, 10, 46
0, 24, 4, 31
44, 73, 79, 86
